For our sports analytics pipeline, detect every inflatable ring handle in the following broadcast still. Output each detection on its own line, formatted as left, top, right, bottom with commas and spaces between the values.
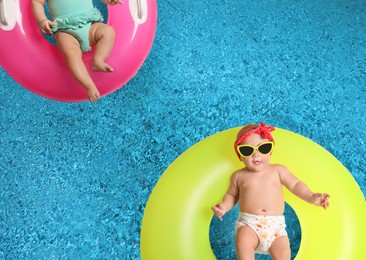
0, 0, 17, 30
137, 0, 143, 20
0, 0, 7, 26
141, 127, 366, 259
129, 0, 147, 24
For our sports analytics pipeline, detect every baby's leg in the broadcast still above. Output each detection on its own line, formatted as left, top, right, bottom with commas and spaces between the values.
89, 22, 115, 72
54, 32, 100, 102
235, 226, 259, 260
269, 236, 291, 260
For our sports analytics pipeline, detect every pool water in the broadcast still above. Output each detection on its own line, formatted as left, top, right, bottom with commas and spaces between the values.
0, 0, 365, 259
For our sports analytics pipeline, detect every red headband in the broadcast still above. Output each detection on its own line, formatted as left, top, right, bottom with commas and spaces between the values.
234, 122, 275, 158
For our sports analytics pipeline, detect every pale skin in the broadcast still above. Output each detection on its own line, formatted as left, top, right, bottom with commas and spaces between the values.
31, 0, 124, 102
212, 133, 330, 260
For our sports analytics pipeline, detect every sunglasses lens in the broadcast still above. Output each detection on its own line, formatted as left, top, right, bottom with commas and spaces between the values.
258, 143, 273, 154
238, 146, 254, 157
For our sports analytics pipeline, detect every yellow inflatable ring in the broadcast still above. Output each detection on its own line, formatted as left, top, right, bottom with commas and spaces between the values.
141, 127, 366, 259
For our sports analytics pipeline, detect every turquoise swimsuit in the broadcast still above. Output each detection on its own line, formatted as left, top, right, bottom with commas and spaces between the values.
48, 0, 104, 52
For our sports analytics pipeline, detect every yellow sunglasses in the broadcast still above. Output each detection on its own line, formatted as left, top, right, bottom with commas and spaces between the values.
236, 142, 274, 157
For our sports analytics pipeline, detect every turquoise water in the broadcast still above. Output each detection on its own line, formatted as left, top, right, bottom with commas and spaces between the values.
1, 0, 365, 259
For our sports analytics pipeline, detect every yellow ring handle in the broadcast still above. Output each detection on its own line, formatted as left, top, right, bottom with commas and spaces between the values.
141, 127, 366, 259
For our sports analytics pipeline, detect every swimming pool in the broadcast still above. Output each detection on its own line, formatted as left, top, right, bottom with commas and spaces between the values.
0, 0, 365, 259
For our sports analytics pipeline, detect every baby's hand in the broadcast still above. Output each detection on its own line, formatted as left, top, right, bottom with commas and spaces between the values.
311, 193, 330, 210
211, 204, 226, 221
38, 19, 55, 35
105, 0, 124, 5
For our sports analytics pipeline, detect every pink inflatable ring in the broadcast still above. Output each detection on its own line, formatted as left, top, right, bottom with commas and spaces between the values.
0, 0, 157, 102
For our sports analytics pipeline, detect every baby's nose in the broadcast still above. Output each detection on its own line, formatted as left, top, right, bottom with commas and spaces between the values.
252, 150, 260, 157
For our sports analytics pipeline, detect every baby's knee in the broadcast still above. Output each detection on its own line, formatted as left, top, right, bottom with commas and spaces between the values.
103, 24, 115, 39
90, 23, 115, 43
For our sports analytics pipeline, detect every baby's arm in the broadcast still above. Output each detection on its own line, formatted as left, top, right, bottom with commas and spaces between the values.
32, 0, 54, 35
211, 172, 239, 220
101, 0, 125, 5
278, 164, 330, 209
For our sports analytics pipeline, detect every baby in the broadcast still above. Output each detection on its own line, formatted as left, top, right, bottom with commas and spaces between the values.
212, 123, 330, 260
32, 0, 124, 102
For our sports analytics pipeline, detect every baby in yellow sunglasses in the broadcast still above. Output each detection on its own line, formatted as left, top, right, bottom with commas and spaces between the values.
211, 122, 330, 260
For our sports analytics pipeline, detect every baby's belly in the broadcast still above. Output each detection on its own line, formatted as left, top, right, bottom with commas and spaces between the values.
238, 195, 285, 215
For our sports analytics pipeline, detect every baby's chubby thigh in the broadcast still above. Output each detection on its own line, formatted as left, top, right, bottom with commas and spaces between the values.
88, 22, 115, 46
235, 225, 259, 256
54, 31, 83, 57
269, 235, 291, 259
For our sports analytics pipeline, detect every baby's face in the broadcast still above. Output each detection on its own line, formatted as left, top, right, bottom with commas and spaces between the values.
238, 134, 272, 172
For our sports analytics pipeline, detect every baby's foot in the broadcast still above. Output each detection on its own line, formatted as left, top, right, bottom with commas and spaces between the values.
87, 86, 101, 102
92, 61, 114, 72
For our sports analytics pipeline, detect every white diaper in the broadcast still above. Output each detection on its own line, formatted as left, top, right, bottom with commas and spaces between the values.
235, 212, 287, 254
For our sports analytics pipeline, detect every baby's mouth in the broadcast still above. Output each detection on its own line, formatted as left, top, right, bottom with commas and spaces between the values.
253, 159, 262, 165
